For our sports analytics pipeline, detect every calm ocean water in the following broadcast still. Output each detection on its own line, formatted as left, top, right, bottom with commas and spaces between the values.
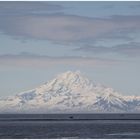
0, 114, 140, 139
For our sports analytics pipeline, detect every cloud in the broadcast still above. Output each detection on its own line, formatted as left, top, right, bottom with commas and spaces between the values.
0, 53, 119, 68
0, 13, 140, 44
0, 2, 64, 16
114, 42, 140, 56
128, 3, 140, 9
76, 42, 140, 57
0, 2, 140, 58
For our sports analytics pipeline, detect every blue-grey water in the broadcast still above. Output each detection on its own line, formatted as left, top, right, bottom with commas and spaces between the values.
0, 114, 140, 139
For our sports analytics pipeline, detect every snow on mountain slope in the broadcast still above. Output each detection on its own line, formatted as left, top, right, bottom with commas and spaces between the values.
0, 71, 140, 113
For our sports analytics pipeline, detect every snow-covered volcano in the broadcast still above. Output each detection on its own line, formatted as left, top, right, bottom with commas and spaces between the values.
0, 71, 140, 113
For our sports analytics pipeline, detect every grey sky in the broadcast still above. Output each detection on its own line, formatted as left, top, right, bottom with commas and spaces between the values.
0, 1, 140, 97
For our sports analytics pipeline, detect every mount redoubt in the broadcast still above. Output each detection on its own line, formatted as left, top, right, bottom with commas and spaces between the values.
0, 71, 140, 113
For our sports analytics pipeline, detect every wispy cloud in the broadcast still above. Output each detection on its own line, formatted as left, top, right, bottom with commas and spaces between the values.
76, 42, 140, 57
0, 2, 140, 58
0, 2, 64, 16
0, 53, 119, 68
0, 13, 140, 44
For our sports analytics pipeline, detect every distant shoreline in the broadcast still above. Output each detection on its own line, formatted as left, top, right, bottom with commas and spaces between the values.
0, 114, 140, 120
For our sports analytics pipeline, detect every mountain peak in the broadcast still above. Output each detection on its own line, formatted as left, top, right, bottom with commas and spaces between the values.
55, 71, 92, 88
57, 71, 82, 80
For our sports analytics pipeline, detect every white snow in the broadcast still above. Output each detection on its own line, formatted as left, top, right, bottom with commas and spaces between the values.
0, 71, 140, 113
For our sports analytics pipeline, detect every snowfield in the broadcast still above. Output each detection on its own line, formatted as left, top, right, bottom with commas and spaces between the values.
0, 71, 140, 113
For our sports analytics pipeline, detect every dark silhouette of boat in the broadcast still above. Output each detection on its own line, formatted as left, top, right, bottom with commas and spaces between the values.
69, 116, 74, 119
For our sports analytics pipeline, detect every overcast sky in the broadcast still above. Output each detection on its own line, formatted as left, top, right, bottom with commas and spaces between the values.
0, 1, 140, 97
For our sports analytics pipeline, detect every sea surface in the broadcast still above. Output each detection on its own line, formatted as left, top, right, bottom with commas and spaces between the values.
0, 114, 140, 139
